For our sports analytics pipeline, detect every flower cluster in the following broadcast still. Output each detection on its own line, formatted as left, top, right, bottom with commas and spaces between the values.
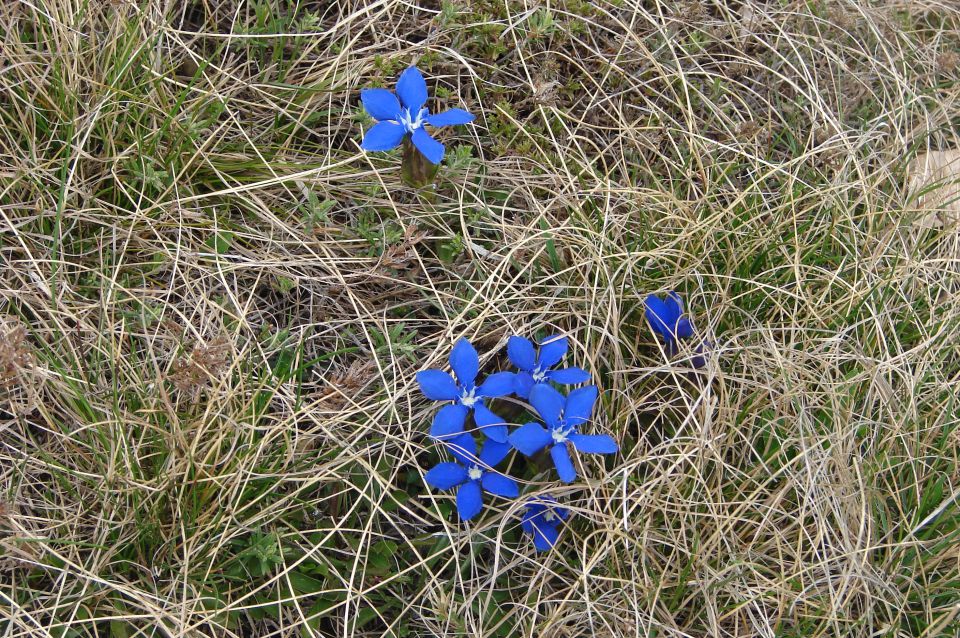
418, 335, 617, 551
359, 67, 710, 552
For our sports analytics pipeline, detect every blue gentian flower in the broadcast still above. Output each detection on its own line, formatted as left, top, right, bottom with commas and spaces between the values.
507, 335, 590, 399
425, 433, 519, 521
360, 66, 474, 165
645, 291, 708, 368
509, 384, 618, 483
417, 338, 515, 442
644, 291, 694, 354
521, 497, 569, 551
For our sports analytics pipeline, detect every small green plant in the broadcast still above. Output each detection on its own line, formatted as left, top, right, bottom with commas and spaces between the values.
354, 209, 405, 255
437, 234, 465, 263
368, 323, 418, 362
225, 531, 285, 579
527, 8, 557, 39
445, 144, 476, 171
300, 189, 336, 232
127, 158, 169, 192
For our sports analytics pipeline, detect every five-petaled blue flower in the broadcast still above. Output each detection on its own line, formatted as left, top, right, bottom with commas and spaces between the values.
521, 497, 569, 551
417, 338, 515, 442
360, 66, 474, 165
507, 334, 590, 399
425, 434, 519, 521
509, 384, 618, 483
644, 291, 694, 354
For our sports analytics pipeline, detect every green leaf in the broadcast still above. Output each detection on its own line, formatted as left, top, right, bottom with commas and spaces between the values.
288, 570, 326, 595
306, 592, 348, 630
205, 231, 235, 254
438, 235, 464, 263
110, 621, 131, 638
356, 607, 380, 628
538, 217, 560, 270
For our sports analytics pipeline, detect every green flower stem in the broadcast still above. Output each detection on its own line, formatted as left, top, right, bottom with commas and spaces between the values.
401, 137, 438, 188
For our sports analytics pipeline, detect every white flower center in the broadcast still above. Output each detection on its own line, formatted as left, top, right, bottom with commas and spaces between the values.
532, 367, 547, 383
460, 387, 477, 408
543, 510, 556, 522
468, 466, 483, 481
398, 107, 427, 133
551, 428, 568, 444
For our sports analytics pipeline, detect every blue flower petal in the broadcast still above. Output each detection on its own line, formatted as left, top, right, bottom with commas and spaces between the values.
645, 294, 681, 338
481, 473, 519, 498
507, 336, 536, 371
537, 335, 568, 368
521, 497, 567, 534
474, 403, 508, 443
416, 370, 460, 400
396, 66, 428, 112
525, 496, 558, 512
425, 462, 468, 489
446, 433, 477, 466
675, 316, 694, 339
449, 338, 479, 386
532, 522, 560, 551
541, 499, 568, 518
551, 444, 577, 483
429, 404, 469, 440
514, 371, 535, 399
691, 341, 711, 369
456, 480, 483, 520
359, 88, 401, 121
360, 121, 406, 151
545, 367, 591, 384
508, 422, 552, 456
520, 514, 535, 534
564, 385, 598, 426
411, 128, 445, 165
667, 290, 685, 313
528, 384, 564, 428
477, 371, 515, 398
569, 433, 618, 454
426, 108, 474, 127
479, 439, 512, 468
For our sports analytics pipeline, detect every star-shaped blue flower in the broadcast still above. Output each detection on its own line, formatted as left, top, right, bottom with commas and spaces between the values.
507, 334, 590, 399
360, 66, 474, 165
644, 291, 694, 354
521, 497, 569, 551
417, 338, 515, 442
508, 384, 618, 483
425, 434, 519, 521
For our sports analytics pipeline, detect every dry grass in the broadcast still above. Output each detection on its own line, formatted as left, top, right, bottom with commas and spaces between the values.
1, 0, 959, 636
